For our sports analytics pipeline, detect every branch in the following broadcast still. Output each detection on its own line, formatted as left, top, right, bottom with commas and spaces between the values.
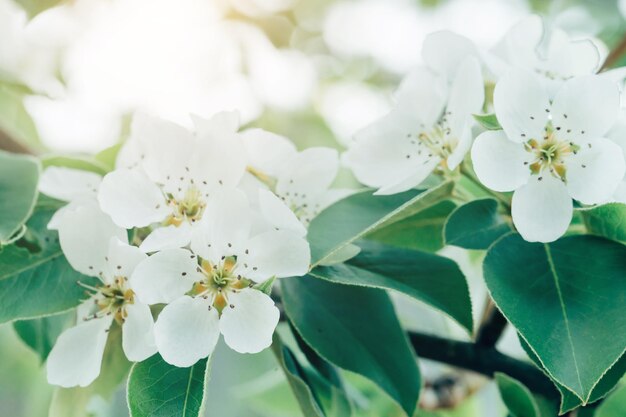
408, 331, 559, 401
475, 299, 508, 348
600, 32, 626, 71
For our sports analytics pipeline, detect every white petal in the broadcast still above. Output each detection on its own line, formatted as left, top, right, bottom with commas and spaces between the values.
46, 316, 113, 387
494, 69, 551, 143
191, 111, 240, 137
98, 169, 168, 229
394, 67, 447, 127
544, 29, 600, 78
139, 223, 193, 253
115, 137, 144, 170
122, 302, 157, 362
566, 138, 626, 204
511, 175, 573, 243
196, 188, 252, 260
551, 75, 620, 143
446, 57, 484, 137
188, 132, 247, 191
39, 167, 101, 202
47, 198, 97, 230
220, 288, 279, 354
258, 189, 307, 237
154, 296, 219, 367
471, 130, 531, 192
241, 128, 297, 177
374, 156, 441, 195
237, 230, 310, 280
501, 15, 544, 70
447, 123, 471, 171
130, 249, 203, 305
57, 204, 127, 276
422, 31, 477, 81
104, 238, 147, 282
276, 147, 339, 203
346, 111, 432, 190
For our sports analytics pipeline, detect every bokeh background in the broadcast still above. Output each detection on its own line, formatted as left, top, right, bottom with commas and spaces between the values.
0, 0, 624, 415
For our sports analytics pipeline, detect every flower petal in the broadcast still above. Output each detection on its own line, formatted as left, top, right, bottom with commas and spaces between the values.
98, 169, 168, 229
122, 302, 157, 362
104, 238, 147, 282
258, 189, 307, 237
494, 69, 551, 143
422, 30, 478, 81
544, 29, 600, 78
471, 130, 531, 192
57, 204, 127, 276
551, 75, 620, 143
39, 167, 101, 202
511, 175, 573, 242
46, 316, 113, 387
374, 156, 441, 196
501, 15, 544, 69
130, 249, 203, 305
220, 288, 279, 354
237, 230, 310, 280
191, 111, 240, 137
139, 223, 193, 253
394, 67, 447, 127
446, 57, 484, 137
241, 128, 297, 177
276, 147, 339, 203
566, 138, 626, 204
188, 131, 247, 192
154, 296, 219, 367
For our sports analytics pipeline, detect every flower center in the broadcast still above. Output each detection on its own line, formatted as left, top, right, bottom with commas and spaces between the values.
79, 277, 135, 324
524, 128, 579, 182
190, 257, 252, 313
164, 186, 206, 226
406, 111, 457, 164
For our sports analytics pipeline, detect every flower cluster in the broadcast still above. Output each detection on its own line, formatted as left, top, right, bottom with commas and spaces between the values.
40, 112, 348, 386
344, 15, 626, 242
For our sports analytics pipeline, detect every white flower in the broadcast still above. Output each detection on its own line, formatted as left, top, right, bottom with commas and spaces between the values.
344, 56, 484, 195
98, 111, 247, 253
47, 207, 156, 387
130, 187, 310, 367
38, 166, 102, 229
487, 15, 601, 96
243, 129, 350, 228
607, 107, 626, 203
471, 69, 625, 242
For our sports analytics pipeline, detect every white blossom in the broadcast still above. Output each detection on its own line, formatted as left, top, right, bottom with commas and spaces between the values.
471, 69, 625, 242
130, 187, 310, 366
98, 112, 247, 253
344, 37, 484, 194
47, 206, 156, 387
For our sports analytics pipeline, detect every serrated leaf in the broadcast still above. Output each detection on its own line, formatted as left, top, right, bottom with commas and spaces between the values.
581, 203, 626, 243
473, 113, 502, 130
308, 181, 453, 267
0, 150, 40, 244
272, 335, 326, 417
485, 234, 626, 402
0, 208, 97, 323
281, 276, 421, 416
310, 240, 473, 333
13, 311, 74, 362
444, 198, 511, 250
127, 354, 210, 417
368, 200, 456, 252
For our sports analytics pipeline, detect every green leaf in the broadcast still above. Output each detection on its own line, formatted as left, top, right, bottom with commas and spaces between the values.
596, 384, 626, 417
495, 372, 556, 417
444, 198, 511, 250
127, 354, 210, 417
0, 82, 42, 151
310, 240, 473, 333
0, 208, 97, 323
520, 336, 626, 414
13, 311, 74, 362
484, 234, 626, 402
0, 150, 40, 244
281, 276, 421, 416
42, 154, 110, 175
308, 181, 453, 267
367, 200, 456, 252
13, 0, 65, 18
49, 324, 132, 417
94, 142, 123, 171
255, 276, 276, 295
581, 203, 626, 243
473, 113, 502, 130
272, 334, 326, 417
